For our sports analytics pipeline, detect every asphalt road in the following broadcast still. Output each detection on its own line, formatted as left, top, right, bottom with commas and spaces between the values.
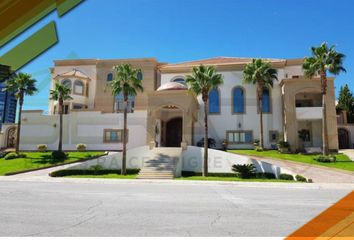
0, 180, 352, 237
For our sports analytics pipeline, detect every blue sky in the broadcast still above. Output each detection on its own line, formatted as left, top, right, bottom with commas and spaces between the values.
2, 0, 354, 111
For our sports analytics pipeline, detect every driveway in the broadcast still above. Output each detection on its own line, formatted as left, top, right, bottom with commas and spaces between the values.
0, 180, 352, 237
249, 156, 354, 183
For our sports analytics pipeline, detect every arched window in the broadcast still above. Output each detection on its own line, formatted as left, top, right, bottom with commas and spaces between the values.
137, 71, 143, 81
233, 87, 245, 113
172, 77, 186, 85
62, 79, 72, 89
209, 88, 220, 114
261, 88, 271, 113
73, 80, 84, 95
107, 73, 113, 82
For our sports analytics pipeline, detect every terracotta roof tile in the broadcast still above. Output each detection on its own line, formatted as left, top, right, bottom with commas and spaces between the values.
160, 57, 286, 69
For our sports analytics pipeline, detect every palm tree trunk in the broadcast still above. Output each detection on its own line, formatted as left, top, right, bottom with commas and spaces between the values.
320, 92, 329, 156
58, 101, 63, 152
259, 98, 264, 149
15, 95, 23, 154
203, 97, 208, 177
320, 72, 329, 155
122, 95, 128, 175
257, 85, 264, 149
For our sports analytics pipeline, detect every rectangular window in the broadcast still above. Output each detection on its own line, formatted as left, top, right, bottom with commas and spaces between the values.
115, 100, 134, 113
73, 104, 85, 110
226, 131, 253, 144
269, 130, 279, 143
103, 129, 127, 143
74, 85, 83, 95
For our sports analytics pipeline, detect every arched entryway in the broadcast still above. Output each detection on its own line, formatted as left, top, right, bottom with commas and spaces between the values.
165, 117, 182, 147
6, 127, 16, 148
338, 128, 350, 149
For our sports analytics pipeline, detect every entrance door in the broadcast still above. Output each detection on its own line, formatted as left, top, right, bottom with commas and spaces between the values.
338, 128, 350, 149
166, 117, 182, 147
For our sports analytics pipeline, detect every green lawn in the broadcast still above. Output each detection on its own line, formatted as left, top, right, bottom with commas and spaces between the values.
176, 176, 297, 183
65, 174, 137, 179
228, 150, 354, 172
0, 152, 105, 176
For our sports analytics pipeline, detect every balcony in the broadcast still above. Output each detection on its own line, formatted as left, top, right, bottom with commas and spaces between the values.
296, 107, 323, 120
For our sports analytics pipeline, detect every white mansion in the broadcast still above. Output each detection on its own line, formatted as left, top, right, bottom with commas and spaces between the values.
0, 57, 339, 152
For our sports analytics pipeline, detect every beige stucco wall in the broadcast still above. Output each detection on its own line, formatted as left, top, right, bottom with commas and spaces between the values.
282, 77, 338, 151
18, 110, 147, 151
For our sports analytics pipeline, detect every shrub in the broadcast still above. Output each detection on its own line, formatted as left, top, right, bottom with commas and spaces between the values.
196, 138, 216, 148
253, 139, 260, 147
232, 164, 256, 179
76, 143, 87, 152
279, 173, 294, 181
89, 164, 103, 171
314, 155, 336, 163
277, 141, 290, 153
307, 179, 313, 183
255, 146, 263, 152
256, 172, 276, 179
4, 152, 27, 160
37, 144, 48, 152
51, 151, 67, 161
277, 140, 290, 149
295, 174, 307, 182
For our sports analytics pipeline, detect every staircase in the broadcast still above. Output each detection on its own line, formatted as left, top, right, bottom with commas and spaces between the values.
137, 147, 182, 179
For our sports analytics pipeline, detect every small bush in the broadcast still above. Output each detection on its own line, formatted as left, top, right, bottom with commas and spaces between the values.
4, 152, 27, 160
256, 172, 276, 179
277, 140, 290, 149
253, 139, 260, 147
295, 174, 307, 182
307, 179, 313, 183
314, 155, 336, 163
255, 146, 264, 152
51, 151, 67, 161
76, 143, 87, 152
279, 173, 294, 181
89, 164, 103, 171
232, 164, 256, 179
37, 144, 48, 152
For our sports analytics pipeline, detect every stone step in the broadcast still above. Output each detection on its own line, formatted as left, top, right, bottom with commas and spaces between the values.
139, 170, 174, 174
141, 169, 175, 173
137, 176, 173, 179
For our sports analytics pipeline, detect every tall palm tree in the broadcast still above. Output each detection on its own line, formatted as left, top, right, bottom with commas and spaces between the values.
111, 64, 143, 175
50, 82, 72, 152
186, 65, 224, 177
4, 72, 37, 154
303, 42, 346, 155
243, 59, 278, 149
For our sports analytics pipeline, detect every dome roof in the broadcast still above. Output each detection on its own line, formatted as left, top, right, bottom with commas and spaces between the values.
157, 82, 187, 91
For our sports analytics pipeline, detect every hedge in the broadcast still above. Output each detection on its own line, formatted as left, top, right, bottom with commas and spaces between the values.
50, 168, 140, 177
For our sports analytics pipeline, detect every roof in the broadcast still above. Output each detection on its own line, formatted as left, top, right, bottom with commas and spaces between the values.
159, 57, 287, 69
54, 69, 90, 80
157, 82, 188, 91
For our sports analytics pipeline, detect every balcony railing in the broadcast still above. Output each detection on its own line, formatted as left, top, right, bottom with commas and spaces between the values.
296, 107, 323, 120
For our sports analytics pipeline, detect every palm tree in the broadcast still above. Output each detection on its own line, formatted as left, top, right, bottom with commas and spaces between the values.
111, 64, 143, 175
3, 72, 37, 154
243, 59, 278, 149
186, 65, 224, 177
303, 42, 346, 155
50, 82, 72, 152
